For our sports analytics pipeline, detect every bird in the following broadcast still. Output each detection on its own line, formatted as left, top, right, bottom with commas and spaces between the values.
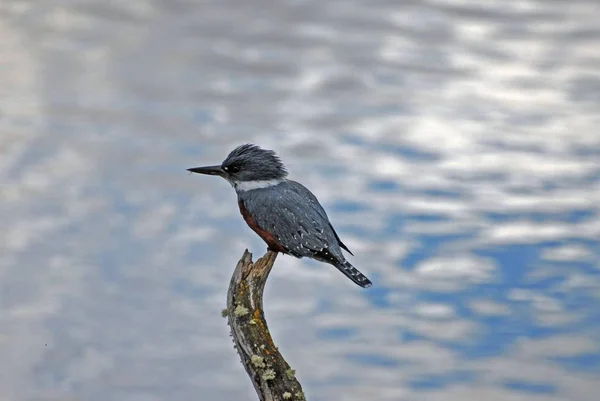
187, 144, 372, 288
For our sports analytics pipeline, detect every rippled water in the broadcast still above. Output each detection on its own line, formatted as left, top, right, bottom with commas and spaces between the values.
1, 1, 599, 400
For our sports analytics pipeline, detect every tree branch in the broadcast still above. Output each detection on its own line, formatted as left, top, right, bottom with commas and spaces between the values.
226, 250, 305, 401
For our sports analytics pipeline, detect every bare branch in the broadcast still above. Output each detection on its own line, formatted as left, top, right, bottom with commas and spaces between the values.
226, 250, 305, 401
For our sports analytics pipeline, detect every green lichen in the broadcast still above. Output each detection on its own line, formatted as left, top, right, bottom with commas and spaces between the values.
285, 368, 296, 380
283, 392, 292, 399
250, 354, 266, 368
262, 368, 276, 381
295, 391, 304, 400
234, 304, 249, 317
221, 308, 228, 318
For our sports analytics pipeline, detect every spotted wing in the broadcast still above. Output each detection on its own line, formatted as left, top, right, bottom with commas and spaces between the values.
239, 183, 343, 260
286, 181, 354, 255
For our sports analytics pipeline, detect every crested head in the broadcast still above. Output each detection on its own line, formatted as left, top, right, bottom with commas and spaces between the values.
187, 144, 288, 191
221, 144, 288, 182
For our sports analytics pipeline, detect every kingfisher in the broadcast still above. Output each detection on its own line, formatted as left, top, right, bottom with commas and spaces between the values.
187, 144, 372, 288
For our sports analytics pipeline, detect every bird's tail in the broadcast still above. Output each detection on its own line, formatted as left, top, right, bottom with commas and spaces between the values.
335, 260, 372, 288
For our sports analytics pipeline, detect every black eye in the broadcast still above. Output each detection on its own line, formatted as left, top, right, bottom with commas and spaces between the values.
224, 165, 241, 173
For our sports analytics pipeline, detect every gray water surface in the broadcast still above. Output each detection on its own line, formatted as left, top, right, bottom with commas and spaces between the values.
1, 1, 600, 400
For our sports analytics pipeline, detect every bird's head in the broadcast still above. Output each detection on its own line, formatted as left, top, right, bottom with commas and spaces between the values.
187, 144, 288, 186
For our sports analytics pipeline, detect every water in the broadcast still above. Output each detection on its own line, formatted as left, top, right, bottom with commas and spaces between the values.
1, 1, 599, 400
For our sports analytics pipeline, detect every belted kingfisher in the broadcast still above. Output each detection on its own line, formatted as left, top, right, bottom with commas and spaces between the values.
188, 144, 372, 288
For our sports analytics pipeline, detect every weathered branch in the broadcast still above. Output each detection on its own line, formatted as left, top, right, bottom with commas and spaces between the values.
225, 250, 305, 401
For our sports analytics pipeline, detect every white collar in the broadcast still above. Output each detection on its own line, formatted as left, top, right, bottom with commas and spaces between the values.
232, 178, 285, 192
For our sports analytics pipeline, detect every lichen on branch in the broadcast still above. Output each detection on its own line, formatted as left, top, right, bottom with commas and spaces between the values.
226, 250, 305, 401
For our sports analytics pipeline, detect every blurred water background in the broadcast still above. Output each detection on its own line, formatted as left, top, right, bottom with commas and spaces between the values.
1, 0, 600, 400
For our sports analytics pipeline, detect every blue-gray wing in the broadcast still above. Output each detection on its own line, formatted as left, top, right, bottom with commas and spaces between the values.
239, 181, 345, 259
286, 181, 353, 255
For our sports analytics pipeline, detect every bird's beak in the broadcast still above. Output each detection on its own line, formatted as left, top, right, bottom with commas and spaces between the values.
187, 165, 226, 177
